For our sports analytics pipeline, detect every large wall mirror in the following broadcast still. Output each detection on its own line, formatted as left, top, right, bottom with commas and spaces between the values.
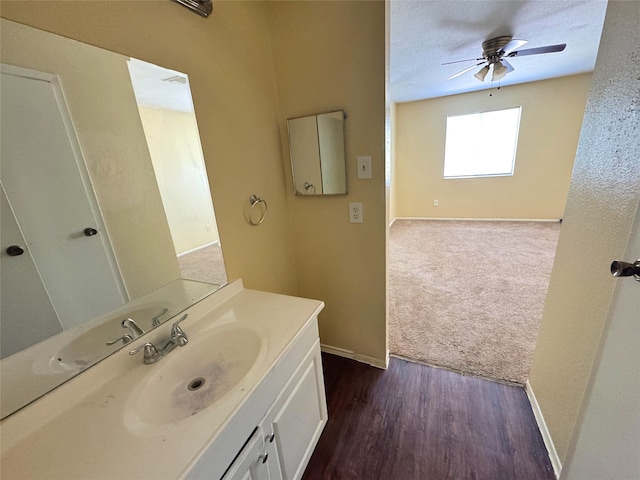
0, 19, 227, 418
287, 111, 347, 195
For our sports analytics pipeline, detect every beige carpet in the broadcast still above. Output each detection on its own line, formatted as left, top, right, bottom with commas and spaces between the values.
389, 220, 561, 385
177, 243, 228, 287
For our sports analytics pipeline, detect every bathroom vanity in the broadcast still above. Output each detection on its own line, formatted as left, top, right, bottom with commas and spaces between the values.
0, 280, 327, 480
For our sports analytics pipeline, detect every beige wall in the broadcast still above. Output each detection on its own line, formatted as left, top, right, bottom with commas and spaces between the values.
393, 75, 591, 220
1, 0, 299, 296
268, 1, 388, 363
137, 106, 219, 254
0, 18, 180, 299
529, 0, 640, 466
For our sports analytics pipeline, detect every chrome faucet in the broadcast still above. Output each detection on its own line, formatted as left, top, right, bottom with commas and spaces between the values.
106, 317, 145, 346
122, 317, 145, 337
129, 314, 189, 364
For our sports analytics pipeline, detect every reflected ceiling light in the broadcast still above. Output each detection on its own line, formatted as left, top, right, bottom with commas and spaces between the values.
162, 75, 187, 84
474, 65, 490, 81
492, 61, 508, 81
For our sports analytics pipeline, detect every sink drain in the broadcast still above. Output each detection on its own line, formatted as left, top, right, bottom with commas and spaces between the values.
188, 377, 205, 391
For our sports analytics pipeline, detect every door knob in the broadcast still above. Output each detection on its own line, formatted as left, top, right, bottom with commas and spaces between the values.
6, 245, 25, 256
610, 259, 640, 281
84, 227, 98, 236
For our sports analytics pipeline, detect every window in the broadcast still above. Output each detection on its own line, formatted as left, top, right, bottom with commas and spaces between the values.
443, 107, 521, 179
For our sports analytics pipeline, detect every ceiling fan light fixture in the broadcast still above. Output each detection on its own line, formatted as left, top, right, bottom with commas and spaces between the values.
492, 61, 508, 81
474, 65, 490, 81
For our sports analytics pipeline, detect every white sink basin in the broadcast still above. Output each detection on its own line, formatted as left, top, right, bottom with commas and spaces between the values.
126, 327, 263, 427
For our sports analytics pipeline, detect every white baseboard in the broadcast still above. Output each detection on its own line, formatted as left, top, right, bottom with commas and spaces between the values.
525, 381, 562, 479
177, 240, 219, 257
320, 344, 388, 369
392, 217, 562, 223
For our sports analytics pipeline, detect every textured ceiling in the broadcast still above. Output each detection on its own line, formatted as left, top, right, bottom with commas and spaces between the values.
390, 0, 609, 103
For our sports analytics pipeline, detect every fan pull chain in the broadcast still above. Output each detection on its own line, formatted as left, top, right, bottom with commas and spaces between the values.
489, 80, 503, 97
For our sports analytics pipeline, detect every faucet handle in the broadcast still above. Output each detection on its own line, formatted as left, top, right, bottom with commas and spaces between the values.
171, 314, 189, 336
151, 308, 169, 327
106, 333, 134, 346
129, 342, 159, 358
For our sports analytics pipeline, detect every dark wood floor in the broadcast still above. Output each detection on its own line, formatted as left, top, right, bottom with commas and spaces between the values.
302, 354, 555, 480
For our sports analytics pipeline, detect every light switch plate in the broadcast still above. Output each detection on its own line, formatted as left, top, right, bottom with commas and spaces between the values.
357, 156, 372, 179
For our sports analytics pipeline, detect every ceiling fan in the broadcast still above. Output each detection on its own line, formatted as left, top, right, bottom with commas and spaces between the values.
444, 36, 567, 82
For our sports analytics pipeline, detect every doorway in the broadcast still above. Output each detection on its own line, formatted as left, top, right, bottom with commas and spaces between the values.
387, 75, 591, 383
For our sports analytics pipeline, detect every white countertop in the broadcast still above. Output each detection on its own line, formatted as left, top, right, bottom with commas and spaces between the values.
0, 280, 324, 480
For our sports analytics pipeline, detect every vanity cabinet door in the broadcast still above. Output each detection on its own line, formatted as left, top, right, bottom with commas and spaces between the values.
223, 427, 270, 480
267, 344, 327, 480
259, 423, 283, 480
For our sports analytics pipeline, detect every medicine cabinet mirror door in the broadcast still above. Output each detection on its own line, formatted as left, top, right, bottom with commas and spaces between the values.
287, 110, 347, 196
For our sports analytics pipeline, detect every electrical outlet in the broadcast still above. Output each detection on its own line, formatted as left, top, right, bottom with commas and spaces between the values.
349, 202, 363, 223
434, 200, 439, 207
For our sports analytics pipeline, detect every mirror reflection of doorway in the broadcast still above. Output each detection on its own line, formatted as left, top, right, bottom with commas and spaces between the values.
127, 59, 227, 287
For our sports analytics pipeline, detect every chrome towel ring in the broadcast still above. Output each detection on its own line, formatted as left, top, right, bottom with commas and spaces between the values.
249, 195, 268, 226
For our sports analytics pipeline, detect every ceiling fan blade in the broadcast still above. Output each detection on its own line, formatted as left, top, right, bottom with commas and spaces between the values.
447, 62, 485, 80
500, 39, 527, 56
442, 57, 484, 66
502, 59, 515, 73
506, 43, 567, 58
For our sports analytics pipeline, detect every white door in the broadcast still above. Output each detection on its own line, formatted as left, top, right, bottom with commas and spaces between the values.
562, 203, 640, 479
1, 186, 62, 358
1, 65, 127, 330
